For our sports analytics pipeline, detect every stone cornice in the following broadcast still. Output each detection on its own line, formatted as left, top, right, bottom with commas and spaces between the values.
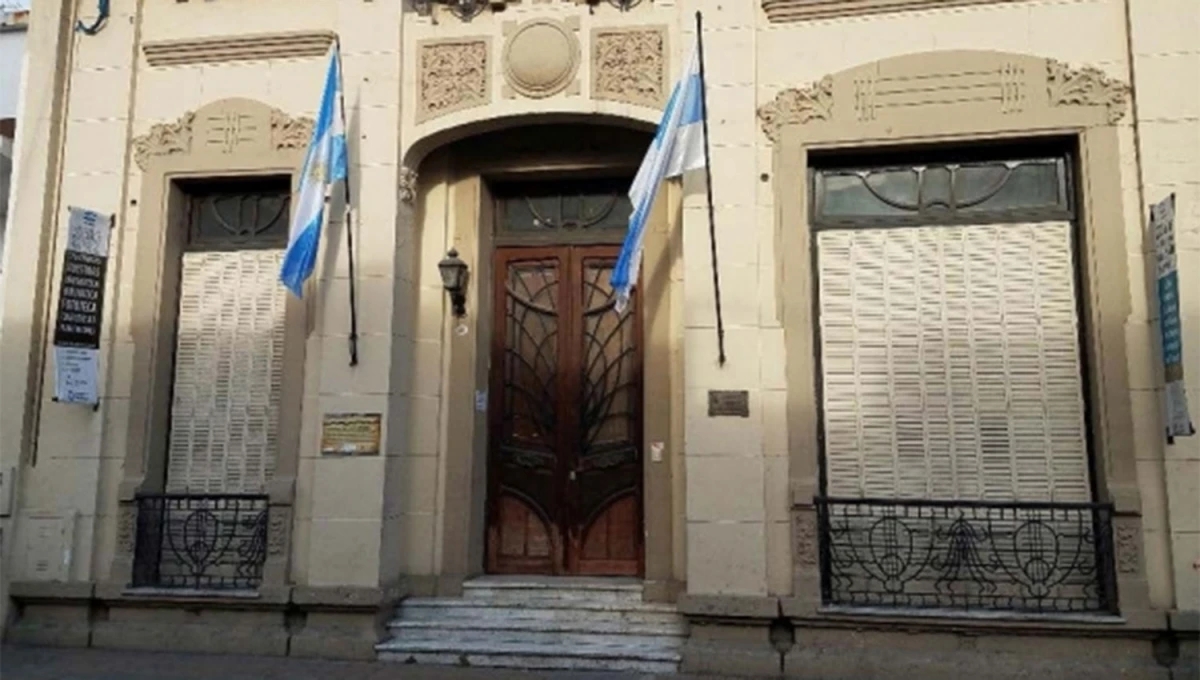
142, 31, 335, 67
762, 0, 1027, 22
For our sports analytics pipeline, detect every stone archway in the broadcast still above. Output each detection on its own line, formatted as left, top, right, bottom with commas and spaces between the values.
390, 118, 684, 599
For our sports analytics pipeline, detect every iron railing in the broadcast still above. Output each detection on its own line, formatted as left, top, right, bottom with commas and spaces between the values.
131, 494, 268, 590
814, 497, 1118, 615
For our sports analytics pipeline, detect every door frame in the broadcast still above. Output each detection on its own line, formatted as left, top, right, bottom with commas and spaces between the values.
423, 130, 682, 599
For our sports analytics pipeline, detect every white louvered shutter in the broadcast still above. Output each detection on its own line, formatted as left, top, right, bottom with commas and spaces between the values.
165, 249, 286, 494
817, 222, 1090, 502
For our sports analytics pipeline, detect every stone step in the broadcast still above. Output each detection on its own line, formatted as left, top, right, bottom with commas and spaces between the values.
389, 616, 687, 638
397, 601, 684, 629
461, 577, 645, 604
377, 650, 680, 674
399, 596, 678, 616
379, 577, 685, 673
376, 635, 681, 673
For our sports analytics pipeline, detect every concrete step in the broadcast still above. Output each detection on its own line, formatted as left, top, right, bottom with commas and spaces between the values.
379, 577, 685, 673
376, 635, 681, 673
399, 595, 678, 616
389, 616, 687, 638
461, 577, 645, 604
377, 650, 680, 674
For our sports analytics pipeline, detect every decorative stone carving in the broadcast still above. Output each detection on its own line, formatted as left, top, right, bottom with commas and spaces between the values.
398, 166, 419, 204
271, 109, 314, 150
132, 112, 195, 171
418, 39, 491, 123
1047, 59, 1130, 124
116, 503, 137, 555
204, 111, 259, 154
502, 18, 580, 99
757, 77, 833, 143
267, 507, 290, 557
793, 510, 818, 567
592, 27, 666, 108
1116, 522, 1140, 574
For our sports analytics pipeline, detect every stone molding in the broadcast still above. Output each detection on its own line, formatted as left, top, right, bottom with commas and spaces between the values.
502, 17, 581, 100
398, 166, 419, 204
132, 104, 313, 171
417, 38, 491, 123
758, 56, 1131, 142
118, 97, 308, 594
142, 31, 334, 67
767, 50, 1149, 619
757, 77, 833, 143
762, 0, 1028, 22
1047, 59, 1131, 124
591, 26, 667, 109
1115, 519, 1141, 575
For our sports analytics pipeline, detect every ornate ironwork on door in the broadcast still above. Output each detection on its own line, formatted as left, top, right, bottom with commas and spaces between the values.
814, 497, 1119, 614
488, 246, 641, 576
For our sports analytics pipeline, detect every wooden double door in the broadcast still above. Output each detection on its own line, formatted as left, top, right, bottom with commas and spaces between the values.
486, 245, 643, 576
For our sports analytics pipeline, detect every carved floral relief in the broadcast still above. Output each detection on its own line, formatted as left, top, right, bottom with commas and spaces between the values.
1047, 59, 1130, 124
592, 27, 666, 108
418, 40, 491, 122
132, 112, 195, 171
757, 77, 833, 143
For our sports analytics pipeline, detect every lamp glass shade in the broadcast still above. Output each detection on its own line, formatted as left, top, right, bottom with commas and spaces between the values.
438, 249, 467, 291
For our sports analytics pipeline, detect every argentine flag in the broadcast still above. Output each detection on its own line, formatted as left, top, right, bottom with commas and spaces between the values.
280, 46, 348, 298
610, 40, 706, 312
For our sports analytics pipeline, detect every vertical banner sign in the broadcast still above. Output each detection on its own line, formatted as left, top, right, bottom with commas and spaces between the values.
52, 208, 112, 405
1151, 194, 1195, 440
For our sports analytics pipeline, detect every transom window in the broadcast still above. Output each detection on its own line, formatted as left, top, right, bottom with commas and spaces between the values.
493, 177, 632, 242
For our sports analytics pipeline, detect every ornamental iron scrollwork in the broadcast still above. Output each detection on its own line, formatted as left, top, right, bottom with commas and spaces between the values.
815, 497, 1119, 614
131, 494, 269, 590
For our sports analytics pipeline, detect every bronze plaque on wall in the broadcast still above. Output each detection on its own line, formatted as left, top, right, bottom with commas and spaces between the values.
320, 413, 382, 456
707, 390, 750, 418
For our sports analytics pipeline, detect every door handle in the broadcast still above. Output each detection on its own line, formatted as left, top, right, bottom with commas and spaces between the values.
569, 469, 577, 482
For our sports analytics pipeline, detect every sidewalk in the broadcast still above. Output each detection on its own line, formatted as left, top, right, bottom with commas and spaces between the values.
0, 646, 725, 680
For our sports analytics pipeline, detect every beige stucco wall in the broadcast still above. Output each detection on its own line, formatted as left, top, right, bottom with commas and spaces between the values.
1127, 0, 1200, 613
0, 0, 1193, 625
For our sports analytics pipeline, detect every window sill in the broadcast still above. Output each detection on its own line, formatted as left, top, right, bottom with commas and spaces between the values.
121, 587, 262, 600
818, 604, 1125, 626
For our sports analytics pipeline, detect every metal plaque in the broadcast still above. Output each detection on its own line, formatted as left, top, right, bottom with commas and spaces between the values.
707, 390, 750, 418
320, 413, 382, 456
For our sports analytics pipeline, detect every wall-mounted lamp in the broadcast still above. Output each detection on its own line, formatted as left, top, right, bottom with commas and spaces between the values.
438, 248, 469, 318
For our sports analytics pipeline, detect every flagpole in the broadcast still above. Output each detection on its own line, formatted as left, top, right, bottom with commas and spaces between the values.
334, 37, 360, 367
694, 11, 726, 366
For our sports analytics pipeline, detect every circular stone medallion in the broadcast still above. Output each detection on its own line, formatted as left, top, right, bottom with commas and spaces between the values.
503, 19, 579, 99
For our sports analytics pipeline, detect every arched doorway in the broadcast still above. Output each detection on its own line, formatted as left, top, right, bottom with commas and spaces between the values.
408, 121, 681, 584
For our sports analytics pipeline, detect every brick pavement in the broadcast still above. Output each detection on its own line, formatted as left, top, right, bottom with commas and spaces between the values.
0, 646, 729, 680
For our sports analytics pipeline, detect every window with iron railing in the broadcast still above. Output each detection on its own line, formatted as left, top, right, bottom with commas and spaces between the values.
133, 176, 290, 591
807, 145, 1116, 615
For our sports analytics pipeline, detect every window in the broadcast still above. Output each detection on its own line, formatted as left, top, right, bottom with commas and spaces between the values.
163, 178, 291, 494
493, 177, 633, 237
811, 150, 1091, 502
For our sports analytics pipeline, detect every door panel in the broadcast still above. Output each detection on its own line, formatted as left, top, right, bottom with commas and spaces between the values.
569, 250, 641, 575
487, 246, 642, 575
488, 249, 564, 574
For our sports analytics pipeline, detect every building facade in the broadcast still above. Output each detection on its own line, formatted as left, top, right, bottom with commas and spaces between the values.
1, 0, 1197, 677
